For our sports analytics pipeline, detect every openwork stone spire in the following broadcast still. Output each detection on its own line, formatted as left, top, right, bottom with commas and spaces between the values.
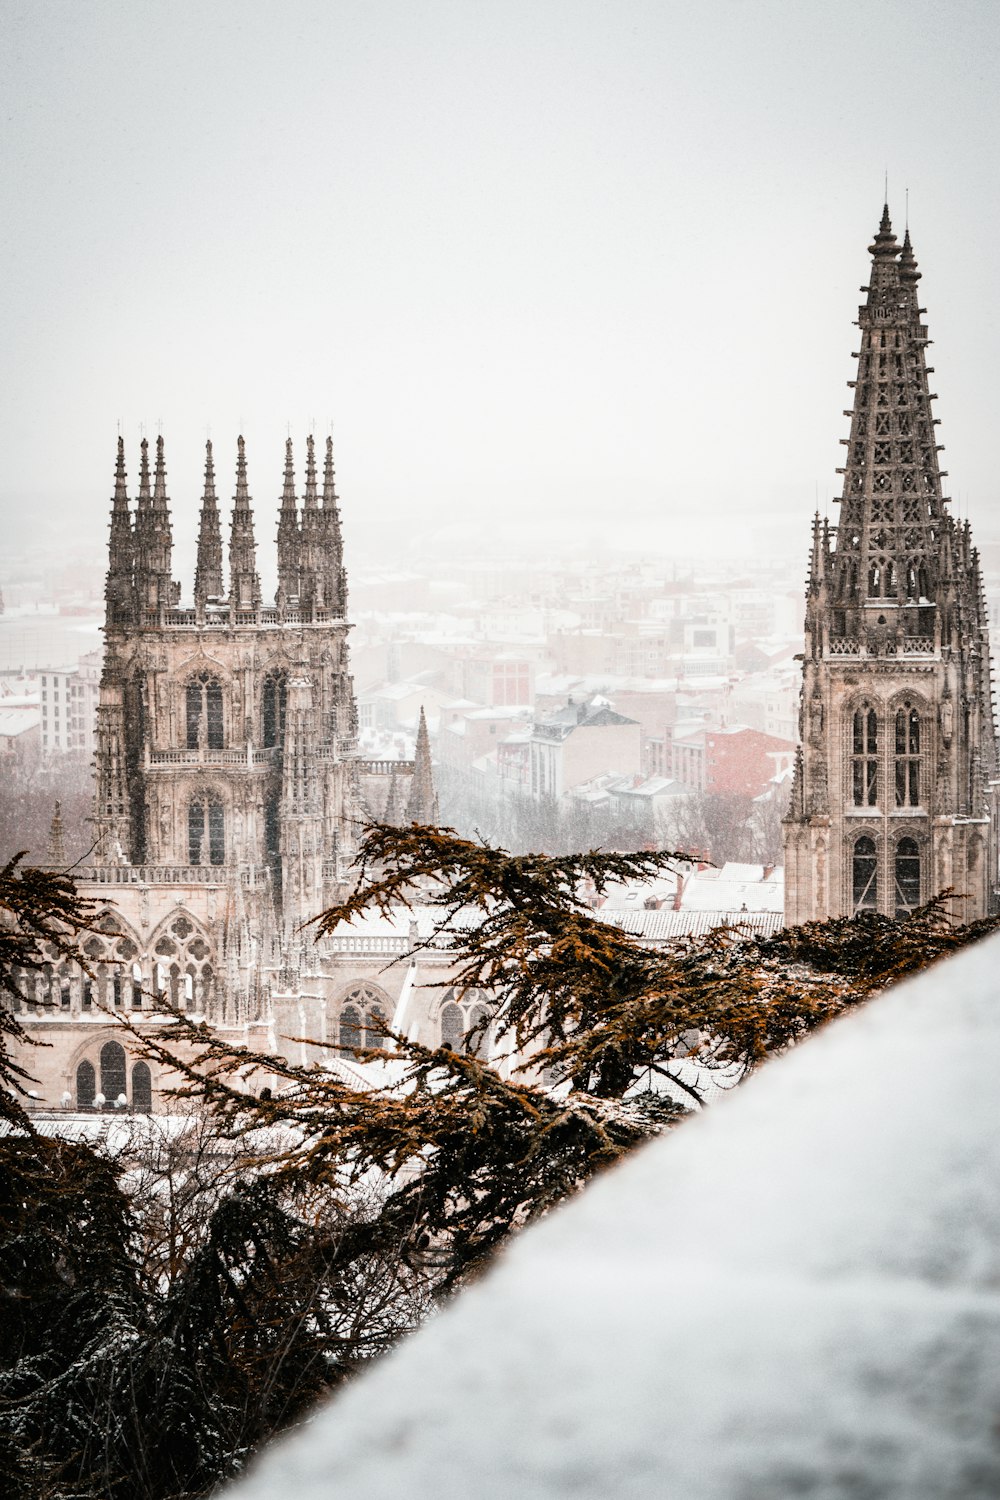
322, 435, 347, 615
824, 203, 947, 638
406, 705, 438, 824
276, 438, 300, 611
784, 205, 999, 926
299, 433, 325, 616
133, 435, 176, 616
105, 436, 134, 628
194, 439, 225, 610
228, 436, 261, 610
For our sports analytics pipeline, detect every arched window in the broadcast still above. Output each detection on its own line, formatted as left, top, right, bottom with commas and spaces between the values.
365, 1006, 388, 1050
112, 972, 123, 1007
131, 961, 143, 1010
76, 1059, 96, 1109
851, 708, 879, 806
262, 672, 288, 749
439, 989, 491, 1058
894, 705, 921, 807
132, 1061, 152, 1114
186, 672, 224, 750
340, 1004, 362, 1054
82, 977, 93, 1009
188, 793, 225, 865
852, 835, 878, 912
894, 837, 921, 916
441, 1001, 464, 1052
100, 1041, 127, 1106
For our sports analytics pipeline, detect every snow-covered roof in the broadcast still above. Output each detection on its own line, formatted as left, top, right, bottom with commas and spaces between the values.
226, 929, 1000, 1500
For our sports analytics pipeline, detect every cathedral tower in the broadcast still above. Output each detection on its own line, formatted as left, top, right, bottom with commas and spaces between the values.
784, 207, 998, 923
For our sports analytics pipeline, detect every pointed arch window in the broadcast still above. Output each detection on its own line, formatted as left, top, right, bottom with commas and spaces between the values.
439, 988, 491, 1058
894, 837, 921, 917
186, 672, 224, 749
100, 1041, 127, 1106
262, 672, 288, 749
851, 708, 879, 806
364, 1006, 388, 1050
339, 1004, 362, 1054
894, 705, 921, 807
852, 835, 878, 912
76, 1058, 96, 1109
132, 1061, 152, 1114
188, 793, 225, 865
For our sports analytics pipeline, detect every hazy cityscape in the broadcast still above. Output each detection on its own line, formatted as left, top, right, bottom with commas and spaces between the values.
4, 2, 1000, 1497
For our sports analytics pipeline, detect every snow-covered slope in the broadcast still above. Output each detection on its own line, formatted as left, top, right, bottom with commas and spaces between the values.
227, 931, 1000, 1498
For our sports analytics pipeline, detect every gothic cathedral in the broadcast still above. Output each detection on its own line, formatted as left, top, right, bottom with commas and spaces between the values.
14, 434, 447, 1114
784, 207, 998, 923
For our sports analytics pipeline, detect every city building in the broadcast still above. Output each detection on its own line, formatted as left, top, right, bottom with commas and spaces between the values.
784, 207, 999, 922
11, 434, 456, 1114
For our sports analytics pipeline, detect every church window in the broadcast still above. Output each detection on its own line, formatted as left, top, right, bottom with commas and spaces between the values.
76, 1059, 96, 1109
340, 1004, 362, 1054
894, 706, 921, 807
439, 989, 491, 1058
186, 673, 224, 749
851, 708, 878, 806
131, 961, 143, 1009
262, 672, 288, 749
132, 1062, 153, 1114
894, 837, 921, 916
188, 794, 225, 865
112, 972, 122, 1007
100, 1041, 127, 1105
852, 836, 878, 911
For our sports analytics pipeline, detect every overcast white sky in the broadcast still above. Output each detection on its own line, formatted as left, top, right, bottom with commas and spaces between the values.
2, 0, 999, 584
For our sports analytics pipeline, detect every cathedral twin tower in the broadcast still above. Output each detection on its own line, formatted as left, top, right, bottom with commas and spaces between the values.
92, 432, 371, 931
783, 206, 998, 923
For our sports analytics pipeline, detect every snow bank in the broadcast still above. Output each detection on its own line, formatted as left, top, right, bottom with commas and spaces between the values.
227, 931, 1000, 1498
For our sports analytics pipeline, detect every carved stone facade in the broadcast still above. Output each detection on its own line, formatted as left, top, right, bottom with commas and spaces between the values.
784, 208, 999, 924
13, 433, 447, 1112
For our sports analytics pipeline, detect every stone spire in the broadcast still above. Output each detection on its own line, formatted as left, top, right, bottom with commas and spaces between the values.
105, 436, 134, 629
133, 435, 176, 617
275, 438, 300, 611
828, 207, 948, 637
228, 436, 261, 611
322, 435, 347, 615
784, 204, 999, 926
406, 706, 438, 823
299, 433, 325, 617
383, 763, 403, 825
47, 801, 66, 866
194, 439, 225, 611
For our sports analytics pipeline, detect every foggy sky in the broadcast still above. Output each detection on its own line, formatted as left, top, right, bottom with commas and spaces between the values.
3, 0, 999, 587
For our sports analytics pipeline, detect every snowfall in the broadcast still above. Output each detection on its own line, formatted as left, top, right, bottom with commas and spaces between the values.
227, 930, 1000, 1498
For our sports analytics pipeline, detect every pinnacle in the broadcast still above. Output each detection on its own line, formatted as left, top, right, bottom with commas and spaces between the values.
868, 203, 899, 259
899, 227, 921, 283
304, 433, 319, 510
